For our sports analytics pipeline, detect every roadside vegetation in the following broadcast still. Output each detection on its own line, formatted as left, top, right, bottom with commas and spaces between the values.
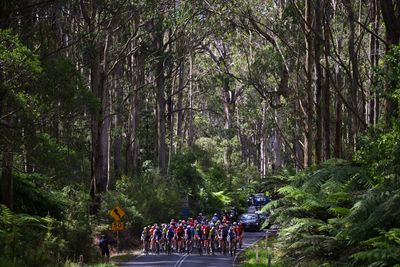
239, 238, 282, 267
1, 1, 400, 266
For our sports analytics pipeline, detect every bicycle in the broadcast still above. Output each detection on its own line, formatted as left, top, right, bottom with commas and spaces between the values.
204, 237, 210, 254
228, 237, 237, 256
194, 237, 203, 256
142, 239, 150, 255
166, 238, 173, 255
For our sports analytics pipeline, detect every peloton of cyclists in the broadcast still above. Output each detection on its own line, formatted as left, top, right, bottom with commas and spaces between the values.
140, 212, 245, 256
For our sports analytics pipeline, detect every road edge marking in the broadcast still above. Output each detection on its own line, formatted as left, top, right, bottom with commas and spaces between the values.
174, 254, 188, 267
232, 234, 265, 267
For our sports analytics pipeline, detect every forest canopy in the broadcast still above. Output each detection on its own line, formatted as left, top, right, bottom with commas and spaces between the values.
0, 0, 400, 266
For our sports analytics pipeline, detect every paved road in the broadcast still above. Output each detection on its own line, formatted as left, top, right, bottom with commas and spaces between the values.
118, 231, 266, 267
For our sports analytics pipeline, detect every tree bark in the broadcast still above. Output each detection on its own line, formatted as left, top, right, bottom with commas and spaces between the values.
127, 33, 144, 176
314, 0, 323, 164
187, 52, 194, 149
323, 11, 331, 160
113, 58, 123, 182
81, 1, 111, 204
344, 0, 360, 151
369, 0, 380, 125
303, 0, 314, 167
154, 21, 167, 176
334, 41, 343, 159
222, 77, 233, 168
380, 0, 400, 125
176, 41, 185, 149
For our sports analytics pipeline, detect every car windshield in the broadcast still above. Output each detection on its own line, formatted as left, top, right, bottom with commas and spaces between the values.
255, 196, 266, 201
241, 214, 258, 220
258, 213, 267, 219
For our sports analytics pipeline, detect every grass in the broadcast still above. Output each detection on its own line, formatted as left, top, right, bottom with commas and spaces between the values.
63, 260, 117, 267
62, 251, 138, 267
240, 237, 284, 267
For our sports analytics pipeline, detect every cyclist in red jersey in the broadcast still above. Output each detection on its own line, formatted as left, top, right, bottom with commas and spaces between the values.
235, 222, 244, 248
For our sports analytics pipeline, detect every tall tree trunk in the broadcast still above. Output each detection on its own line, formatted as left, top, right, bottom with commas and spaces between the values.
260, 102, 268, 176
369, 0, 380, 125
127, 43, 144, 176
187, 53, 194, 149
81, 1, 111, 210
176, 42, 185, 149
113, 58, 123, 182
155, 23, 167, 176
314, 0, 323, 164
222, 78, 233, 168
323, 11, 331, 160
167, 75, 175, 173
380, 0, 400, 125
334, 48, 343, 158
273, 96, 282, 168
345, 0, 360, 151
303, 0, 314, 167
236, 107, 245, 162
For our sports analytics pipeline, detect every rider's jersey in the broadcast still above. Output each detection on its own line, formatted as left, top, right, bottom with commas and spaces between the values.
236, 225, 244, 236
228, 231, 236, 242
167, 228, 175, 240
221, 227, 228, 240
154, 229, 162, 241
210, 228, 216, 239
176, 227, 184, 238
195, 229, 204, 240
185, 228, 193, 240
142, 230, 151, 241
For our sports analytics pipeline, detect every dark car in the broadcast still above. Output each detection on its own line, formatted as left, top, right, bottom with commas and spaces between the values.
254, 193, 270, 206
248, 193, 271, 207
238, 213, 262, 232
255, 211, 268, 222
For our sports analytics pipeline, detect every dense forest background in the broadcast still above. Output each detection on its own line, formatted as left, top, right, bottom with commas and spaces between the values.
1, 0, 399, 266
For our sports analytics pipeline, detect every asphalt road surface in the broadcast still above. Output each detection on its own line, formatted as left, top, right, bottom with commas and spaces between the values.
118, 231, 266, 267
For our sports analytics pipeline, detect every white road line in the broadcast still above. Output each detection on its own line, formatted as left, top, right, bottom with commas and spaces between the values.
177, 255, 189, 267
174, 254, 188, 267
232, 235, 265, 267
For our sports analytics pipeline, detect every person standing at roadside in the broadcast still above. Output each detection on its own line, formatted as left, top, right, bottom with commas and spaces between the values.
99, 234, 116, 262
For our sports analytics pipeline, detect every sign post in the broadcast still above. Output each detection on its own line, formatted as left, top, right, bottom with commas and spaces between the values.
109, 206, 126, 254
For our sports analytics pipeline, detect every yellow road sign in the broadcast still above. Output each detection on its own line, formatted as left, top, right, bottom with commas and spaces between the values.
112, 221, 125, 231
110, 206, 125, 221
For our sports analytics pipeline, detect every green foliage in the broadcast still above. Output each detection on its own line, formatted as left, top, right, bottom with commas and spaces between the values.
0, 205, 67, 267
0, 29, 41, 91
267, 103, 400, 266
13, 172, 65, 218
351, 228, 400, 266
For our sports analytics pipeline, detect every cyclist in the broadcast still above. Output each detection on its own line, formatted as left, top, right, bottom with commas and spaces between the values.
203, 222, 211, 254
227, 227, 237, 256
149, 225, 156, 252
197, 213, 204, 224
141, 227, 151, 254
166, 225, 175, 254
175, 224, 185, 253
211, 213, 219, 224
209, 225, 217, 255
153, 226, 163, 254
194, 224, 204, 255
185, 225, 193, 254
236, 222, 244, 248
219, 224, 228, 255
